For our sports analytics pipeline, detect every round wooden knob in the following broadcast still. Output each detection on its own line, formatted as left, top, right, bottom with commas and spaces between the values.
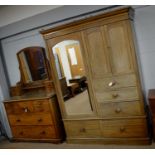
115, 107, 121, 113
19, 131, 23, 135
41, 131, 46, 135
79, 128, 86, 133
120, 127, 125, 132
16, 119, 21, 122
112, 93, 118, 98
38, 118, 43, 122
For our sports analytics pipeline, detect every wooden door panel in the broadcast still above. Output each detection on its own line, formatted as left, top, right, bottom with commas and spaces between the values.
66, 43, 85, 77
105, 21, 133, 75
83, 27, 112, 78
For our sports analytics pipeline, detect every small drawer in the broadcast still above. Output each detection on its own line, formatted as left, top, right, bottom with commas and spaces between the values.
5, 100, 50, 115
32, 100, 50, 113
99, 101, 144, 117
94, 74, 137, 91
64, 120, 101, 138
12, 125, 57, 139
100, 118, 148, 138
95, 87, 139, 103
5, 101, 34, 114
8, 113, 53, 125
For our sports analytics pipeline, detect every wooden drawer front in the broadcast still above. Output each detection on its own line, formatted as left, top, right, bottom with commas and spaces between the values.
94, 74, 137, 91
12, 126, 57, 139
101, 118, 148, 138
32, 100, 50, 113
95, 87, 139, 103
64, 120, 101, 138
5, 101, 34, 114
8, 114, 53, 126
100, 101, 144, 117
5, 100, 50, 115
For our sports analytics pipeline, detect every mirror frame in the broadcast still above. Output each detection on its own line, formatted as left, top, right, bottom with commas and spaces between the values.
17, 46, 52, 86
46, 33, 97, 119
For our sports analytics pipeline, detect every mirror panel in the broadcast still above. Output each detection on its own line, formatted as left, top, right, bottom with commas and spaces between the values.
18, 47, 49, 84
52, 40, 93, 115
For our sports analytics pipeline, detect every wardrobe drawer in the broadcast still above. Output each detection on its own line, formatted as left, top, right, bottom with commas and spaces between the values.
8, 113, 53, 125
100, 101, 144, 117
96, 87, 139, 103
12, 125, 57, 139
100, 118, 148, 138
94, 74, 137, 91
64, 120, 101, 138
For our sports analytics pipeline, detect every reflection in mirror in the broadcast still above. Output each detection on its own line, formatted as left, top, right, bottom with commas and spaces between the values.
18, 47, 49, 83
52, 40, 93, 115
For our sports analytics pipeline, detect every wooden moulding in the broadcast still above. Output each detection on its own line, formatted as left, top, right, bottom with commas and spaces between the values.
44, 80, 55, 95
66, 137, 151, 145
10, 138, 63, 144
40, 7, 134, 40
40, 7, 133, 35
10, 80, 55, 97
10, 84, 23, 97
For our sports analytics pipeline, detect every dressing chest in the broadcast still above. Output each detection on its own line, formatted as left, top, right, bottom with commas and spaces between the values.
3, 47, 65, 143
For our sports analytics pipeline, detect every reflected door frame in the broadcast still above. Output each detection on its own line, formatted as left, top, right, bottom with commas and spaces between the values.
46, 32, 97, 119
66, 43, 85, 78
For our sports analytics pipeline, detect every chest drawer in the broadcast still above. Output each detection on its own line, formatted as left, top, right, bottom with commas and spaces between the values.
64, 120, 101, 138
5, 99, 50, 114
33, 100, 50, 113
12, 125, 57, 139
100, 118, 148, 138
8, 113, 53, 125
95, 87, 139, 103
99, 101, 144, 117
94, 74, 137, 91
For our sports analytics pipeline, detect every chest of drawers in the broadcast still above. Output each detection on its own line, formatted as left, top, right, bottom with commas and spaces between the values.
4, 93, 65, 143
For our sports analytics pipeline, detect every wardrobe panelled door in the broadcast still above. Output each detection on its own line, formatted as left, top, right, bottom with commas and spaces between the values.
47, 32, 94, 116
41, 7, 150, 144
82, 20, 143, 115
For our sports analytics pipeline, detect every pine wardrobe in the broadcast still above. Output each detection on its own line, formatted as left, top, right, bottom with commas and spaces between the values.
41, 7, 150, 144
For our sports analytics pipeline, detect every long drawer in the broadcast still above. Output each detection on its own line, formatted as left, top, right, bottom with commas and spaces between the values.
99, 101, 144, 117
95, 87, 139, 103
8, 113, 54, 125
12, 125, 57, 139
5, 99, 50, 114
94, 74, 137, 91
100, 118, 148, 138
64, 120, 101, 138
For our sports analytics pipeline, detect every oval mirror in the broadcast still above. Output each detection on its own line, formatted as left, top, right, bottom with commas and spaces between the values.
17, 47, 50, 84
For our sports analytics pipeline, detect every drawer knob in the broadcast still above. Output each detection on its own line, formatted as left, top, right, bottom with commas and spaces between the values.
112, 93, 118, 98
19, 131, 23, 135
40, 131, 46, 135
108, 81, 116, 87
38, 119, 43, 122
16, 119, 21, 122
79, 128, 86, 133
120, 127, 126, 132
115, 107, 121, 113
24, 108, 28, 113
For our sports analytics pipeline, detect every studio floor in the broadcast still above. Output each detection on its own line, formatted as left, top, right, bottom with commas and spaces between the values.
0, 137, 155, 149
